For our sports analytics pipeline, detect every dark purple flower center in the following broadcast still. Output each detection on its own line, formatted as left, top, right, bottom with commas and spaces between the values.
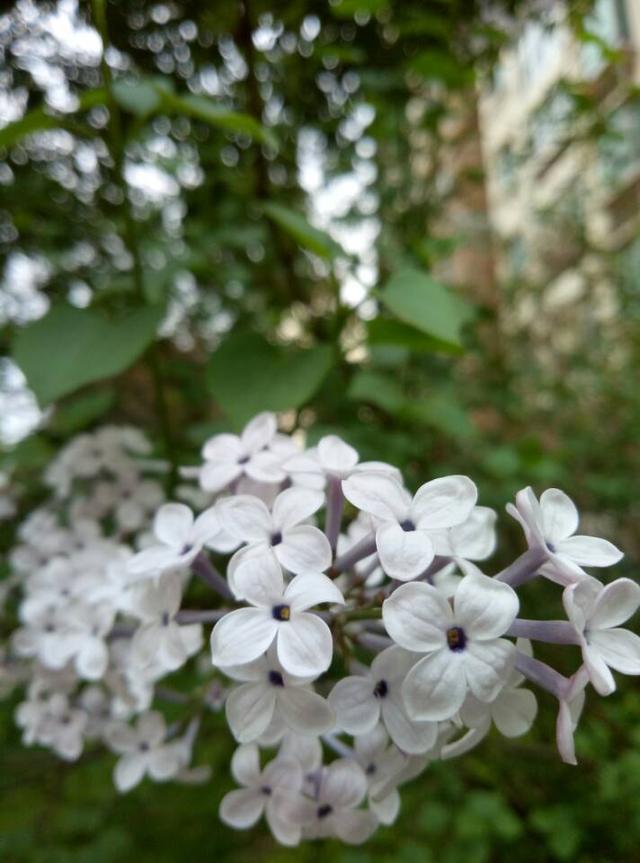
272, 604, 291, 621
270, 531, 283, 546
446, 626, 467, 652
261, 785, 272, 795
317, 804, 333, 819
373, 679, 388, 699
238, 455, 250, 465
268, 670, 285, 687
400, 519, 415, 532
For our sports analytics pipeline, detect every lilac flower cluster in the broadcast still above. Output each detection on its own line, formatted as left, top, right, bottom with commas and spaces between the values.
2, 413, 638, 845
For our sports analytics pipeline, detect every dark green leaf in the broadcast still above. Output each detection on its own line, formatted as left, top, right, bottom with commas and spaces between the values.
164, 93, 278, 148
348, 370, 405, 414
367, 317, 463, 355
378, 268, 472, 350
12, 304, 163, 406
262, 203, 342, 259
49, 390, 116, 435
207, 333, 333, 427
112, 79, 163, 117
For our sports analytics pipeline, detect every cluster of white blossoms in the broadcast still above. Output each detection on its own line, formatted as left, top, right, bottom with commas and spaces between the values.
2, 412, 639, 845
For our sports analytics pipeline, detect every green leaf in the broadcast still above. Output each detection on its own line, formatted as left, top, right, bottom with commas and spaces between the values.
330, 0, 389, 19
112, 79, 163, 117
262, 203, 341, 259
12, 304, 163, 406
0, 435, 55, 472
164, 93, 278, 148
377, 268, 472, 350
367, 317, 463, 355
0, 88, 106, 149
347, 370, 405, 414
406, 391, 476, 439
49, 390, 116, 435
207, 333, 333, 427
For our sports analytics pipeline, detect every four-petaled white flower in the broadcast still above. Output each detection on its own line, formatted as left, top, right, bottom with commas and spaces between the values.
210, 552, 344, 676
285, 434, 400, 487
219, 744, 308, 847
563, 576, 640, 695
507, 487, 623, 584
352, 725, 413, 826
383, 567, 519, 720
217, 487, 332, 584
106, 711, 183, 792
299, 759, 378, 844
222, 648, 335, 743
127, 502, 235, 579
342, 472, 477, 580
130, 575, 203, 672
329, 646, 438, 754
199, 412, 285, 492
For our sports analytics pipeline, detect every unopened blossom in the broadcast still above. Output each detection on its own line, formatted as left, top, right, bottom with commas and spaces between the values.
220, 744, 308, 846
459, 639, 538, 737
129, 575, 203, 673
199, 412, 288, 492
106, 711, 183, 792
508, 487, 623, 584
329, 646, 438, 754
342, 472, 477, 580
383, 567, 519, 720
563, 576, 640, 695
300, 759, 378, 844
211, 553, 344, 677
217, 487, 331, 583
127, 502, 235, 579
222, 648, 335, 743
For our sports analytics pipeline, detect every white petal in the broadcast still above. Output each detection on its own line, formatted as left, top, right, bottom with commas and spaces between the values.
333, 810, 378, 844
138, 711, 166, 746
154, 503, 193, 548
411, 475, 477, 529
245, 450, 287, 484
540, 488, 579, 543
402, 649, 466, 721
226, 682, 276, 743
370, 789, 400, 826
148, 746, 182, 780
370, 645, 418, 682
317, 435, 359, 474
241, 411, 277, 452
191, 506, 224, 545
342, 472, 411, 522
588, 578, 640, 630
199, 460, 241, 493
453, 571, 519, 640
211, 608, 278, 667
126, 545, 181, 577
589, 628, 640, 676
583, 641, 616, 695
276, 525, 332, 574
277, 687, 335, 735
276, 613, 333, 677
216, 495, 273, 542
328, 677, 379, 734
322, 759, 368, 808
231, 742, 261, 785
202, 433, 242, 462
284, 572, 344, 612
76, 639, 109, 680
376, 522, 434, 580
234, 553, 285, 608
382, 582, 450, 653
381, 697, 438, 754
492, 688, 538, 737
227, 544, 273, 600
219, 788, 264, 828
557, 535, 623, 567
448, 506, 497, 560
114, 754, 146, 792
464, 638, 516, 702
272, 487, 324, 531
508, 487, 546, 546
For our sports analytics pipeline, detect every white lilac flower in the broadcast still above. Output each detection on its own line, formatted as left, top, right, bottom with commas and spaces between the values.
328, 646, 438, 754
217, 487, 332, 581
300, 759, 378, 844
106, 711, 183, 792
199, 412, 286, 492
127, 502, 235, 579
129, 575, 203, 673
563, 576, 640, 695
284, 434, 400, 487
219, 744, 308, 846
342, 472, 477, 580
353, 725, 408, 825
210, 552, 344, 677
383, 567, 519, 721
221, 648, 335, 743
16, 692, 88, 761
507, 487, 623, 584
459, 639, 538, 737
